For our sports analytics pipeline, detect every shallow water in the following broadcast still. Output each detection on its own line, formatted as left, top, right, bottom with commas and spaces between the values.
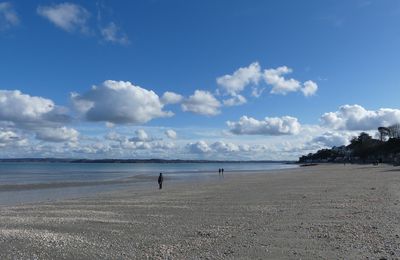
0, 162, 297, 205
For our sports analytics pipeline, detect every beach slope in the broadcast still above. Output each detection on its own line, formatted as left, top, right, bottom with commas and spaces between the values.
1, 164, 400, 259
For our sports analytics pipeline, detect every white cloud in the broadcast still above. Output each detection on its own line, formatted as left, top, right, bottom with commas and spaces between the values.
161, 91, 183, 105
185, 140, 303, 160
216, 62, 318, 103
211, 141, 240, 153
70, 92, 92, 113
105, 131, 124, 142
321, 104, 400, 130
73, 142, 111, 155
223, 94, 246, 107
182, 90, 221, 116
151, 140, 175, 150
37, 3, 90, 33
0, 122, 349, 160
100, 22, 129, 45
0, 129, 17, 142
0, 90, 69, 125
103, 129, 176, 153
0, 129, 21, 147
0, 90, 54, 122
216, 62, 261, 96
37, 3, 130, 45
187, 141, 211, 154
0, 90, 75, 144
71, 80, 173, 124
187, 141, 249, 155
136, 129, 149, 141
251, 87, 265, 98
165, 129, 177, 139
227, 115, 301, 135
301, 80, 318, 97
264, 66, 319, 97
0, 2, 19, 30
35, 126, 79, 143
312, 131, 352, 147
263, 66, 301, 95
129, 129, 150, 142
105, 122, 115, 128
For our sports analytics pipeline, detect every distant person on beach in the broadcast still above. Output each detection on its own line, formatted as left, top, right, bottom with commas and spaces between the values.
218, 168, 221, 175
221, 168, 224, 175
158, 173, 163, 189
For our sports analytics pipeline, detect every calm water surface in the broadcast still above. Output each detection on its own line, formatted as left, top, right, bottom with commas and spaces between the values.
0, 162, 297, 205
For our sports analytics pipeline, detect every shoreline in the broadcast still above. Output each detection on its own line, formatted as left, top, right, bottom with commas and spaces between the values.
0, 164, 297, 206
1, 164, 399, 258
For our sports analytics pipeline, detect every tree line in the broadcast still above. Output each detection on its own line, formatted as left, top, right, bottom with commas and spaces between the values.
299, 124, 400, 165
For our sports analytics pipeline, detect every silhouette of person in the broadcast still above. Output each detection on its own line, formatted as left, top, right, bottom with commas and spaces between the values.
158, 173, 163, 189
221, 168, 224, 176
218, 168, 221, 175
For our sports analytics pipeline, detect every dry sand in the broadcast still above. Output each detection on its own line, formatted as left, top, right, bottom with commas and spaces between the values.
1, 164, 400, 259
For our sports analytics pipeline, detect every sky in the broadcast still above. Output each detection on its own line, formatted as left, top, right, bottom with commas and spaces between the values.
1, 0, 400, 160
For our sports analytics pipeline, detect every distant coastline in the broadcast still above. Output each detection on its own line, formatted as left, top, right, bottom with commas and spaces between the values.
299, 128, 400, 165
0, 158, 295, 164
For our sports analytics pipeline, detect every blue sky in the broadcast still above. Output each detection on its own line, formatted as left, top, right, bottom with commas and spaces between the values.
1, 0, 400, 160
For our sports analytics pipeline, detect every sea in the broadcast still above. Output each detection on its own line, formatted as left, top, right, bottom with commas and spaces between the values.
0, 162, 297, 206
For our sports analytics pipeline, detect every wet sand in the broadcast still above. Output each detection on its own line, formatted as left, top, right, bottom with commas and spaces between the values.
1, 164, 400, 259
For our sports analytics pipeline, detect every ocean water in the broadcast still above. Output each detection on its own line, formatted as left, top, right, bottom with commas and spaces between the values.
0, 162, 297, 205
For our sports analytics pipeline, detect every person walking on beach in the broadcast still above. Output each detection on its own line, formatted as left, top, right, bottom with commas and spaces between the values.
221, 168, 224, 176
218, 168, 221, 175
158, 173, 163, 189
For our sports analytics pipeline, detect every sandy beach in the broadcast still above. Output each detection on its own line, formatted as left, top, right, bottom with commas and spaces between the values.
1, 164, 400, 259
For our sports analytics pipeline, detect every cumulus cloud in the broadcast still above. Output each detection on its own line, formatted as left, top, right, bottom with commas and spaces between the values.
211, 141, 240, 153
187, 141, 211, 154
186, 140, 277, 159
264, 66, 319, 97
35, 126, 79, 143
227, 115, 301, 135
182, 90, 221, 116
37, 3, 90, 33
301, 80, 318, 97
216, 62, 261, 96
0, 2, 19, 30
71, 80, 173, 124
188, 141, 244, 155
0, 90, 76, 143
165, 129, 177, 139
106, 134, 140, 151
100, 22, 129, 45
0, 129, 21, 147
136, 129, 149, 141
223, 94, 246, 107
0, 90, 70, 126
73, 142, 111, 155
151, 140, 175, 150
216, 62, 318, 99
103, 129, 176, 153
129, 129, 150, 142
105, 131, 124, 142
312, 131, 352, 147
321, 104, 400, 130
161, 91, 183, 105
264, 67, 319, 97
264, 66, 301, 95
0, 90, 54, 123
0, 129, 18, 142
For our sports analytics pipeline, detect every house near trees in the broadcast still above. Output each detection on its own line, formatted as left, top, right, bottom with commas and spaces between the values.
299, 124, 400, 165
